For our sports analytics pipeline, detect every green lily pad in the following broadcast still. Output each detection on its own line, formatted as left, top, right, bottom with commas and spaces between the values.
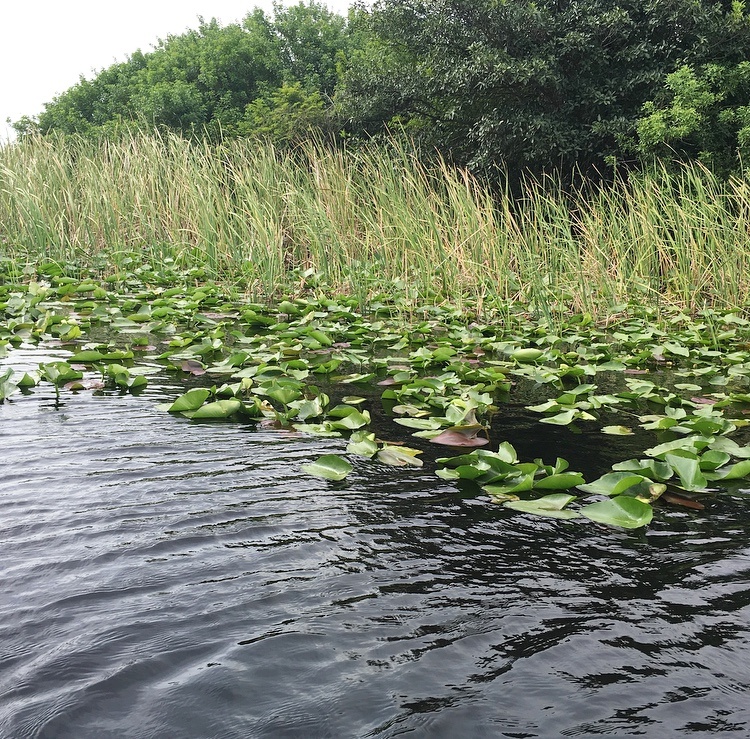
539, 409, 577, 425
576, 472, 651, 497
534, 472, 585, 490
601, 425, 633, 435
168, 388, 211, 412
579, 496, 653, 528
504, 493, 580, 519
705, 459, 750, 481
511, 348, 544, 363
302, 454, 353, 481
188, 399, 242, 419
346, 431, 379, 458
664, 451, 708, 491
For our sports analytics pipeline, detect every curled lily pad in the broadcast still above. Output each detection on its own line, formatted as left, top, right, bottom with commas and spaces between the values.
576, 472, 651, 497
188, 399, 242, 419
302, 454, 352, 481
579, 495, 653, 528
601, 425, 633, 435
539, 409, 577, 426
394, 417, 443, 430
704, 459, 750, 481
504, 493, 580, 519
377, 445, 424, 467
168, 388, 211, 412
291, 423, 341, 437
664, 451, 708, 491
534, 472, 585, 490
346, 431, 379, 458
511, 348, 544, 363
430, 425, 489, 447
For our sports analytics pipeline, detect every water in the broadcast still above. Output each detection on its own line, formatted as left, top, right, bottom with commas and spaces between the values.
2, 348, 750, 737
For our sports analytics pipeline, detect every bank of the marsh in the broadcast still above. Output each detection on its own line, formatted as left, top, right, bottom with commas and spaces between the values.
2, 133, 750, 320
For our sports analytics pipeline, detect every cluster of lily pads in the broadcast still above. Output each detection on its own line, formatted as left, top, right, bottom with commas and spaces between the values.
3, 260, 750, 529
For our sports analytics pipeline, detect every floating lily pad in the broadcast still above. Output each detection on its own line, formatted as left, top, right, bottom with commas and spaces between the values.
579, 495, 653, 528
601, 425, 633, 435
377, 445, 424, 467
429, 424, 489, 447
504, 493, 580, 519
168, 388, 211, 412
188, 399, 242, 419
302, 454, 352, 481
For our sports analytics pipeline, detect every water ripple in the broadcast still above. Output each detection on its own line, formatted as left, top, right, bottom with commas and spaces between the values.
1, 350, 750, 737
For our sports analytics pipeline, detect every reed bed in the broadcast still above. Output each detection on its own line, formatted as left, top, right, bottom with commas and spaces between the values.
1, 131, 749, 318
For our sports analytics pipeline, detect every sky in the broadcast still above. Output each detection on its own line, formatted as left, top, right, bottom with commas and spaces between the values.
0, 0, 352, 142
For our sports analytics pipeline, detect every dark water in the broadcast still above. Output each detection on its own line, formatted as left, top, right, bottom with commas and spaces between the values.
2, 349, 750, 738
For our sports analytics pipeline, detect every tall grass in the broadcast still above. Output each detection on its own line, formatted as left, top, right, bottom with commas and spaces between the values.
1, 131, 749, 317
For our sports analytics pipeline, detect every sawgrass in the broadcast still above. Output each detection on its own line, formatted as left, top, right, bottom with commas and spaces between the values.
1, 131, 748, 318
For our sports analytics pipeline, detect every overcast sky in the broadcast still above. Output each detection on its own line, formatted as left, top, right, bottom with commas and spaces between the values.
0, 0, 352, 142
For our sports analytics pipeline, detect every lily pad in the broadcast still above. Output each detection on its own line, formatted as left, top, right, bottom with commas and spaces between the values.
188, 399, 242, 419
301, 454, 353, 481
377, 445, 424, 467
429, 425, 489, 447
504, 493, 580, 519
579, 495, 653, 528
168, 388, 211, 412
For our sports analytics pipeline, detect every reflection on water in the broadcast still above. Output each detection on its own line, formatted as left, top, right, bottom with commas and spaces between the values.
1, 350, 749, 737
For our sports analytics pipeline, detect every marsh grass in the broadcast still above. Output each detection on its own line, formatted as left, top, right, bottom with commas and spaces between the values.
1, 131, 749, 319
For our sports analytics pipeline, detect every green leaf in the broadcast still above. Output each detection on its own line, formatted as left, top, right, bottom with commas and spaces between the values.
292, 423, 341, 437
576, 472, 650, 496
328, 409, 370, 430
302, 454, 352, 481
705, 459, 750, 481
168, 388, 211, 412
511, 348, 544, 363
612, 458, 673, 481
698, 450, 731, 471
664, 451, 708, 491
539, 409, 577, 425
393, 417, 443, 430
504, 493, 579, 519
483, 473, 535, 495
601, 425, 633, 435
644, 435, 712, 458
534, 472, 585, 490
346, 431, 379, 458
708, 437, 750, 459
580, 496, 653, 528
496, 442, 518, 464
69, 350, 106, 362
189, 399, 242, 419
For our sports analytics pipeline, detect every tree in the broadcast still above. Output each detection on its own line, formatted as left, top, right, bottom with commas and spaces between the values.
18, 2, 353, 142
633, 2, 750, 175
337, 0, 750, 179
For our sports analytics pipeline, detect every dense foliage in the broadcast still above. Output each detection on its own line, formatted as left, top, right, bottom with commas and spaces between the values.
340, 0, 750, 176
13, 0, 750, 178
14, 2, 352, 143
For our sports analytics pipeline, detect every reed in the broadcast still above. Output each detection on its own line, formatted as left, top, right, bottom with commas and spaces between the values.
1, 131, 748, 318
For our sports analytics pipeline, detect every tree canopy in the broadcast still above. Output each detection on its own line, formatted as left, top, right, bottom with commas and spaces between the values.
15, 0, 750, 179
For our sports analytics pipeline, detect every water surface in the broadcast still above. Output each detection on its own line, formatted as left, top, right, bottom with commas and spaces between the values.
1, 348, 749, 738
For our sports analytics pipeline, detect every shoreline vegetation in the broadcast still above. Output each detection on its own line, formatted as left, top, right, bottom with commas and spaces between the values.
2, 131, 750, 322
4, 132, 750, 528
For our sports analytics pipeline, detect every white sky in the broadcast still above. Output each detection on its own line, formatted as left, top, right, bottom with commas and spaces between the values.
0, 0, 353, 142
